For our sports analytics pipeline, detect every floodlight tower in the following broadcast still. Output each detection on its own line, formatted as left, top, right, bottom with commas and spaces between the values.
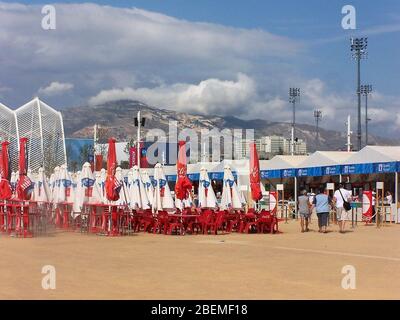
313, 109, 322, 150
360, 84, 372, 146
350, 37, 368, 151
289, 88, 300, 155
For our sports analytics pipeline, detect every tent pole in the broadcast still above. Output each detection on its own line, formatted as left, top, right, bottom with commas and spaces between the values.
396, 172, 398, 224
294, 176, 298, 218
339, 174, 342, 183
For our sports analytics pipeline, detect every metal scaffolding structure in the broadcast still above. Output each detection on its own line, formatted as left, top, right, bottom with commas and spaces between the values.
0, 98, 67, 174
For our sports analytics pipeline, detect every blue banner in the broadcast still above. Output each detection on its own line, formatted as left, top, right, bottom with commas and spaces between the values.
260, 169, 281, 179
375, 162, 397, 173
323, 165, 341, 176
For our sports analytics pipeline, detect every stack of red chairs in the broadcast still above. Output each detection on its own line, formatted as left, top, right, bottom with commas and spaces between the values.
153, 210, 169, 234
256, 209, 279, 234
136, 209, 154, 233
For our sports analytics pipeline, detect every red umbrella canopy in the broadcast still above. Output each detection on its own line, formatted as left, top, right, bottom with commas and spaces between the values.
16, 137, 33, 200
249, 142, 262, 201
105, 138, 121, 201
175, 140, 192, 200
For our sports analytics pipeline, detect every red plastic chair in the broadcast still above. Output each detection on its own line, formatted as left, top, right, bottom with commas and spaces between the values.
153, 210, 169, 234
199, 209, 214, 234
167, 213, 185, 235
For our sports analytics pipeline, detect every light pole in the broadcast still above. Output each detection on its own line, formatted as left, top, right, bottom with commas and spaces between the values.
360, 84, 372, 146
350, 37, 368, 151
134, 111, 146, 169
289, 88, 300, 156
346, 115, 352, 152
313, 109, 322, 150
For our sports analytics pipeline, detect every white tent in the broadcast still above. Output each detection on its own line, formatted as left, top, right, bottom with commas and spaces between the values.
343, 146, 400, 164
260, 155, 308, 171
298, 151, 355, 168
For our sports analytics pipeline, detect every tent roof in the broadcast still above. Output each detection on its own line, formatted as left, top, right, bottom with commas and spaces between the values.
298, 151, 355, 168
260, 155, 308, 170
344, 146, 400, 164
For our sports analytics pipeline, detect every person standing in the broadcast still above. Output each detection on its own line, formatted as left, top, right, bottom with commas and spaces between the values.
386, 191, 393, 204
333, 183, 352, 233
312, 187, 332, 233
298, 190, 310, 232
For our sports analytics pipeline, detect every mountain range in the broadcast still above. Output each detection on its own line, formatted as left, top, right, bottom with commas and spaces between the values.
61, 100, 399, 153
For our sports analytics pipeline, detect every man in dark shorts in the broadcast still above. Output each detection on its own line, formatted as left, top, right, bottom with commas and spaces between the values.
297, 189, 310, 232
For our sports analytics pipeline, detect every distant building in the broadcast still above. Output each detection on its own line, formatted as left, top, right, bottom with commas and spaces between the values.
233, 135, 307, 159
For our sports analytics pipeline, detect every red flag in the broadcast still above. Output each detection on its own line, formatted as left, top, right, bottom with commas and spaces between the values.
249, 142, 262, 201
105, 138, 120, 201
174, 141, 192, 200
16, 138, 33, 200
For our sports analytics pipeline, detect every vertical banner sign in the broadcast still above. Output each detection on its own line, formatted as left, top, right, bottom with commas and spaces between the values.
362, 190, 372, 221
269, 191, 277, 214
95, 154, 103, 171
129, 147, 137, 168
88, 154, 94, 172
140, 143, 149, 168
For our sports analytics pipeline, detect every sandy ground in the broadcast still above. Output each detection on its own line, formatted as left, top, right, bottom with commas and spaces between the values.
0, 219, 399, 300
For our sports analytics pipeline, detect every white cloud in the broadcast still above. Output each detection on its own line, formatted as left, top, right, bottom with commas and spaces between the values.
38, 81, 74, 96
89, 73, 256, 115
0, 3, 398, 138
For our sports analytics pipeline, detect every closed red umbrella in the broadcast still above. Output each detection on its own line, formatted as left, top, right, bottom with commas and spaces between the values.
16, 138, 33, 201
249, 142, 262, 202
0, 141, 12, 200
174, 141, 192, 201
105, 138, 121, 201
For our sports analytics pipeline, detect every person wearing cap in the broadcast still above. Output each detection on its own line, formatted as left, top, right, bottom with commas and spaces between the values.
298, 189, 311, 232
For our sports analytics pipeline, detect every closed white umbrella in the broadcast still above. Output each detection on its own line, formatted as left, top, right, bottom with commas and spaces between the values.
152, 163, 174, 212
99, 168, 107, 201
221, 165, 243, 210
141, 170, 154, 204
198, 167, 217, 209
127, 166, 150, 210
135, 167, 151, 210
10, 171, 18, 199
33, 167, 50, 202
50, 166, 61, 204
57, 164, 75, 204
74, 162, 103, 215
115, 167, 129, 206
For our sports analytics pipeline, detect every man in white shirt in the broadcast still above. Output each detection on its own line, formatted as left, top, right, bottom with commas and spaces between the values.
333, 184, 352, 233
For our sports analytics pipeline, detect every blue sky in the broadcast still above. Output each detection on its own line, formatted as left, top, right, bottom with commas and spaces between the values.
0, 1, 399, 138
